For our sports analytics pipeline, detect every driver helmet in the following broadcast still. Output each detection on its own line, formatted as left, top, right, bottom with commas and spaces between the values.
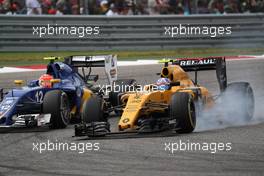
156, 78, 171, 90
39, 74, 53, 88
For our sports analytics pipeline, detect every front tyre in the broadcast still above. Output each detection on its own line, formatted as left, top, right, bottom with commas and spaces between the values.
170, 92, 196, 133
82, 95, 105, 123
81, 95, 109, 137
43, 90, 70, 129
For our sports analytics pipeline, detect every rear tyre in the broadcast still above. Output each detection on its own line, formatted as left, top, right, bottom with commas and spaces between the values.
43, 90, 70, 129
169, 92, 196, 133
82, 95, 105, 123
223, 82, 254, 121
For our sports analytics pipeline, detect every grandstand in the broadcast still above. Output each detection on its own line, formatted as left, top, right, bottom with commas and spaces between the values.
0, 0, 264, 15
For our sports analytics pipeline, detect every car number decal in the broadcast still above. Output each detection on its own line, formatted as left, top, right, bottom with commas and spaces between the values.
35, 91, 44, 103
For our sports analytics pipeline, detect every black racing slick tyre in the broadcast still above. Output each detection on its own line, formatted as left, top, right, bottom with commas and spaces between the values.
82, 95, 105, 123
109, 79, 137, 107
109, 79, 137, 116
169, 92, 196, 133
43, 90, 70, 129
223, 82, 254, 121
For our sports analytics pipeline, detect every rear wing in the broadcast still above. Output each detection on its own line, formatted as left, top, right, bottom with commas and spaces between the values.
64, 55, 118, 85
163, 57, 227, 92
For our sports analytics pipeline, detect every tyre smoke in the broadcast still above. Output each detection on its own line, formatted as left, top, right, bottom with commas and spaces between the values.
195, 86, 263, 132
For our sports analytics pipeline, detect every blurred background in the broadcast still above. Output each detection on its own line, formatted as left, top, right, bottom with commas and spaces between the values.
1, 0, 264, 15
1, 0, 264, 63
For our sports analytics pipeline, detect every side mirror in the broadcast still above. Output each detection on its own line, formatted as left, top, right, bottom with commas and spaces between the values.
50, 79, 61, 84
169, 81, 180, 87
14, 80, 24, 86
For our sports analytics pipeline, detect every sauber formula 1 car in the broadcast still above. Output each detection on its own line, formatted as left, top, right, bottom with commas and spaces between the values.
75, 57, 255, 137
0, 55, 117, 129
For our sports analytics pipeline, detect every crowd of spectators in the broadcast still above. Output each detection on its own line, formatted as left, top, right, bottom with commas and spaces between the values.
0, 0, 264, 15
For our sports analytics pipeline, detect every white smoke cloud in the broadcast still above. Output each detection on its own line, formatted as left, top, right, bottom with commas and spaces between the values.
195, 83, 263, 132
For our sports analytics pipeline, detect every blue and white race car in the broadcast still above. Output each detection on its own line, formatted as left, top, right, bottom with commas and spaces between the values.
0, 55, 117, 129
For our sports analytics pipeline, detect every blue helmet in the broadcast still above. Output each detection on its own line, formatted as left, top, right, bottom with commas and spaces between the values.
156, 78, 171, 90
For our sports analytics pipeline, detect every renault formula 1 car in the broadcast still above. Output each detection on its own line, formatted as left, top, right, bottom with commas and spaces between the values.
74, 57, 255, 137
0, 55, 118, 130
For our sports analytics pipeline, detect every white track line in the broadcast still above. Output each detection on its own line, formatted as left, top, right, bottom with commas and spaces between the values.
0, 67, 35, 73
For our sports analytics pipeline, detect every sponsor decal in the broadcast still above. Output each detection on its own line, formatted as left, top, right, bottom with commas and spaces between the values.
179, 58, 216, 66
110, 69, 117, 78
122, 118, 129, 123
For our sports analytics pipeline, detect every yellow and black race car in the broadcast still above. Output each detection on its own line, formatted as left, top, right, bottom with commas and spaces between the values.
74, 57, 254, 137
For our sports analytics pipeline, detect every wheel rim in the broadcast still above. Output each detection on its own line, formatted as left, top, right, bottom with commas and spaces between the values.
188, 99, 196, 128
60, 93, 70, 124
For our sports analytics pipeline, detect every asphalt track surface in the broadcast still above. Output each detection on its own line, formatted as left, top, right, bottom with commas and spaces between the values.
0, 59, 264, 176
